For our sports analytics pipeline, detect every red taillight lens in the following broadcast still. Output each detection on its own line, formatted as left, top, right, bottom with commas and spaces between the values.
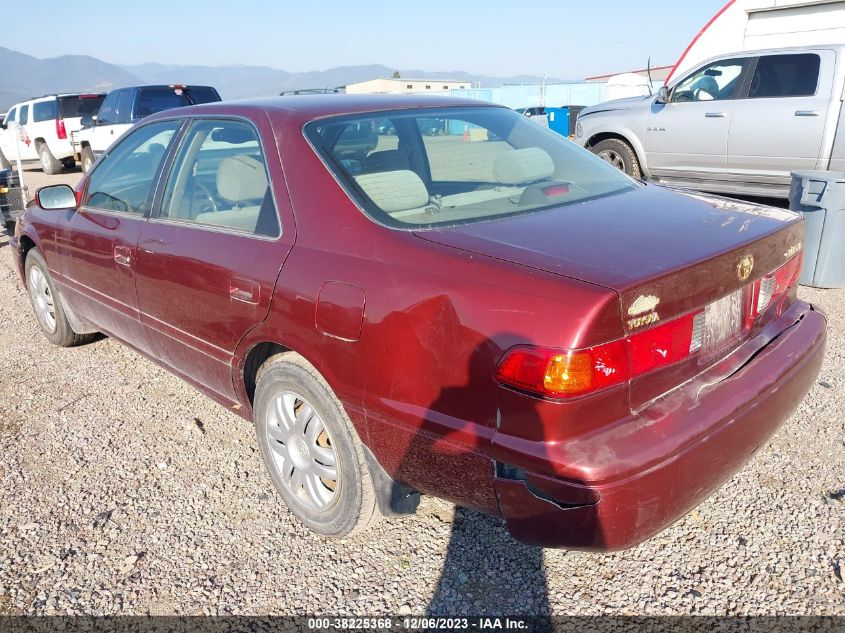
748, 253, 802, 322
495, 311, 702, 399
628, 310, 701, 375
56, 119, 67, 140
495, 340, 628, 398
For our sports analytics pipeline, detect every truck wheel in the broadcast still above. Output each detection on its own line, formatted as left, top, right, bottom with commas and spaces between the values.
591, 138, 642, 179
25, 250, 96, 347
80, 147, 95, 174
38, 143, 63, 175
254, 352, 380, 538
0, 148, 10, 170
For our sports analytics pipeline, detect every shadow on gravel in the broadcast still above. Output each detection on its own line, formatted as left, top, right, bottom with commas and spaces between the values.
425, 507, 550, 616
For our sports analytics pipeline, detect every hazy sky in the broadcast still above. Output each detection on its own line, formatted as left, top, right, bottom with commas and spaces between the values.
5, 1, 727, 77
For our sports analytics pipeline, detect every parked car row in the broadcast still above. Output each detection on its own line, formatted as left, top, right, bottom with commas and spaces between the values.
0, 85, 221, 175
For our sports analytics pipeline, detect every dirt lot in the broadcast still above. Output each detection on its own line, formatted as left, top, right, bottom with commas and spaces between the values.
0, 168, 843, 617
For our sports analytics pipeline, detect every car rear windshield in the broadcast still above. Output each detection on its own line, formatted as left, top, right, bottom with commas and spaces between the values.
134, 86, 221, 119
58, 95, 105, 119
305, 106, 638, 229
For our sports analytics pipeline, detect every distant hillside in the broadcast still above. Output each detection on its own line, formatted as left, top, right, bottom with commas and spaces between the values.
1, 46, 562, 110
0, 47, 143, 110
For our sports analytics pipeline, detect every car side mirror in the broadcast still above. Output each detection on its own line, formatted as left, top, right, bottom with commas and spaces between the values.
36, 185, 77, 210
655, 86, 670, 104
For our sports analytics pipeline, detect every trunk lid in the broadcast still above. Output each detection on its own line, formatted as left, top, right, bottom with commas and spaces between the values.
415, 185, 805, 409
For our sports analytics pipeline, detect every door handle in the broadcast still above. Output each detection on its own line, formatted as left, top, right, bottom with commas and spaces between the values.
229, 278, 259, 304
795, 110, 820, 117
705, 112, 727, 118
113, 245, 132, 266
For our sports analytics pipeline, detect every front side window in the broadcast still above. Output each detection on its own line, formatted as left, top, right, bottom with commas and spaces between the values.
305, 106, 637, 229
117, 90, 133, 124
158, 119, 279, 237
32, 100, 58, 122
6, 108, 17, 124
84, 120, 181, 214
672, 58, 746, 102
97, 92, 120, 125
748, 54, 820, 98
18, 105, 29, 125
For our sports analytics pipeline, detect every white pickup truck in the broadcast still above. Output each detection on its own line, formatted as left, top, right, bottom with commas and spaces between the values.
72, 84, 221, 172
575, 44, 845, 199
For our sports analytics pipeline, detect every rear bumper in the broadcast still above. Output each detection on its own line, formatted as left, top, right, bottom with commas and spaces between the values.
493, 302, 826, 550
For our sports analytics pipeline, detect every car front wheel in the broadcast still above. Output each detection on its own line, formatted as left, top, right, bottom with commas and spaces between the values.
80, 147, 95, 174
591, 138, 642, 179
254, 353, 380, 538
25, 250, 96, 347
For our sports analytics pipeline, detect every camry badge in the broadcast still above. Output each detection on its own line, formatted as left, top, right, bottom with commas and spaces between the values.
737, 255, 754, 281
628, 295, 661, 316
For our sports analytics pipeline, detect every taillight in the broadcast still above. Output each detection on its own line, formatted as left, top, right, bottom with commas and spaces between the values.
747, 253, 802, 323
495, 310, 703, 399
56, 119, 67, 140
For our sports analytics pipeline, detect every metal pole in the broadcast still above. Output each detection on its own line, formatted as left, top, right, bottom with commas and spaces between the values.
11, 121, 27, 208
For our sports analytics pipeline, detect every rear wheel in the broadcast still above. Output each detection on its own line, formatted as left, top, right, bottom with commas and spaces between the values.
25, 250, 96, 347
254, 353, 380, 538
80, 147, 95, 174
38, 143, 63, 175
591, 138, 642, 179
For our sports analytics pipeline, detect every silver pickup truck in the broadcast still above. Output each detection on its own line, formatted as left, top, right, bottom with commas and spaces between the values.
575, 45, 845, 199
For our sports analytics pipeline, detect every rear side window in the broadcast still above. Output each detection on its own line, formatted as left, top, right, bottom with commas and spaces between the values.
32, 100, 58, 122
158, 119, 279, 237
84, 120, 181, 214
58, 95, 105, 119
747, 54, 821, 98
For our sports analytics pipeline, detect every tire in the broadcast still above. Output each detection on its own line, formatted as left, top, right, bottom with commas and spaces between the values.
80, 147, 95, 174
38, 143, 63, 175
254, 353, 380, 538
0, 148, 10, 170
591, 138, 642, 179
24, 250, 96, 347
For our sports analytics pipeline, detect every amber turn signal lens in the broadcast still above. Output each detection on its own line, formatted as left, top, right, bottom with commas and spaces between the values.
543, 352, 594, 395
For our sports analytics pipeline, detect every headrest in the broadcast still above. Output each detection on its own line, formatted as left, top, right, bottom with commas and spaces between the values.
362, 150, 410, 173
493, 147, 555, 185
354, 170, 429, 213
217, 155, 268, 202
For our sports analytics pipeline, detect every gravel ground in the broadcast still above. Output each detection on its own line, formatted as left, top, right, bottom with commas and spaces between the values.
0, 172, 843, 617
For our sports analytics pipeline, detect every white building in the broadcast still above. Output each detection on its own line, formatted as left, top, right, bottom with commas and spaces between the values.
345, 78, 470, 95
668, 0, 845, 83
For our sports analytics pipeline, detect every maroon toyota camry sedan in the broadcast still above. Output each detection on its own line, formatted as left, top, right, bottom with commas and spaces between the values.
11, 95, 825, 550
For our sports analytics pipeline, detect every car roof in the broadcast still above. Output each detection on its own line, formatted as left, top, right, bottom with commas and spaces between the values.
146, 94, 501, 127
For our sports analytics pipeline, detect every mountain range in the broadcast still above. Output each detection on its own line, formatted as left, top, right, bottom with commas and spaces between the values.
0, 47, 560, 110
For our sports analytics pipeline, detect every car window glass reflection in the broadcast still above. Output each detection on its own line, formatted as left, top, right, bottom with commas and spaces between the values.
84, 121, 181, 214
158, 119, 280, 237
